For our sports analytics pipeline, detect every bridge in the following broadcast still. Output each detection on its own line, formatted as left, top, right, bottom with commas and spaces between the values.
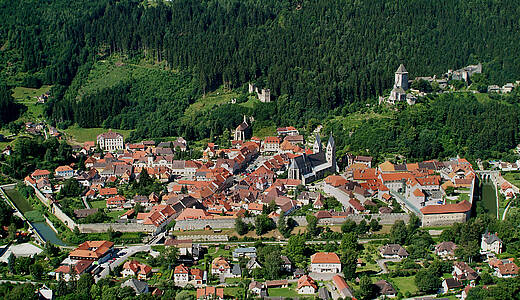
476, 170, 499, 181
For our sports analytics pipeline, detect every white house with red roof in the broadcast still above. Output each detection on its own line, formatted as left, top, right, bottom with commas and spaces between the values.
174, 264, 190, 285
297, 275, 317, 294
310, 252, 341, 273
55, 165, 74, 178
122, 260, 152, 280
261, 137, 281, 153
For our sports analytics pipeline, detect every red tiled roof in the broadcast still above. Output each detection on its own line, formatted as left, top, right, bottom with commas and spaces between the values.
420, 200, 471, 214
311, 252, 341, 264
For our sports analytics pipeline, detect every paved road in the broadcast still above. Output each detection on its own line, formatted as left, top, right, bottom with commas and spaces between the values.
376, 258, 402, 274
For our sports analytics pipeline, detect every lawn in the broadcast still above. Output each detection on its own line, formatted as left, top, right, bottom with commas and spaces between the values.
239, 96, 260, 109
223, 287, 242, 298
106, 210, 124, 220
89, 200, 106, 209
252, 125, 277, 139
391, 276, 418, 295
268, 288, 301, 297
64, 125, 133, 143
5, 189, 33, 213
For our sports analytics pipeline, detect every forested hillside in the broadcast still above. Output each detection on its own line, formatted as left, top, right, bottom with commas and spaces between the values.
1, 0, 520, 155
325, 92, 520, 162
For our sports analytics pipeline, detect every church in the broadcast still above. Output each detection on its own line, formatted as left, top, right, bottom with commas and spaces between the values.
288, 133, 337, 185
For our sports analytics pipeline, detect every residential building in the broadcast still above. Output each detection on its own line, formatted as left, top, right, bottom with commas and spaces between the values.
374, 280, 397, 298
442, 278, 463, 293
435, 241, 457, 259
55, 165, 74, 178
380, 244, 409, 259
196, 287, 224, 300
310, 252, 341, 273
232, 247, 256, 260
297, 275, 317, 294
332, 275, 354, 299
488, 258, 519, 278
211, 257, 231, 276
481, 231, 503, 254
121, 278, 149, 295
122, 260, 152, 280
68, 241, 114, 263
174, 264, 190, 285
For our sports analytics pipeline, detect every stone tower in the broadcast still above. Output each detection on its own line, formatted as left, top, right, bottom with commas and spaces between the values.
394, 64, 409, 90
313, 134, 322, 154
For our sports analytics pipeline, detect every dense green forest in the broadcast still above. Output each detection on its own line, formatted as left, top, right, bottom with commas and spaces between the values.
2, 0, 520, 157
325, 92, 520, 162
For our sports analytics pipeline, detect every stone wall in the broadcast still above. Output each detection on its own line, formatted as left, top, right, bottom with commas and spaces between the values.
174, 214, 408, 231
51, 203, 78, 231
175, 235, 229, 242
78, 223, 157, 233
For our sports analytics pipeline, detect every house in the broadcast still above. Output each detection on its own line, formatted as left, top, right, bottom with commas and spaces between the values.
55, 165, 74, 178
31, 169, 50, 180
380, 244, 409, 259
54, 260, 93, 282
190, 268, 205, 285
246, 258, 261, 270
232, 247, 256, 260
435, 241, 457, 259
196, 287, 224, 300
231, 264, 242, 277
122, 260, 152, 280
211, 257, 231, 276
481, 231, 503, 254
442, 278, 463, 293
318, 287, 331, 300
297, 275, 318, 294
174, 264, 190, 285
249, 281, 267, 297
277, 126, 299, 136
97, 130, 124, 151
121, 278, 149, 295
453, 262, 479, 285
488, 258, 519, 278
280, 255, 292, 272
73, 208, 99, 219
374, 280, 397, 298
293, 268, 305, 278
332, 275, 354, 299
262, 137, 281, 153
310, 252, 342, 273
68, 241, 114, 263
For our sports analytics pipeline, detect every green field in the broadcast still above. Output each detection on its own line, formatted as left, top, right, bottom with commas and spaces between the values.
253, 125, 277, 138
64, 125, 133, 143
5, 189, 33, 213
391, 276, 418, 295
12, 85, 52, 101
184, 87, 240, 118
106, 210, 124, 220
268, 288, 301, 297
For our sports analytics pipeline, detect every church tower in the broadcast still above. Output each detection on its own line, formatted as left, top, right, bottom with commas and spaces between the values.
394, 64, 409, 90
313, 133, 322, 153
326, 133, 336, 171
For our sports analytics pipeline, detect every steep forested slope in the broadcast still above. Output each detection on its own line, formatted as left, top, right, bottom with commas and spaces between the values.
1, 0, 520, 141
